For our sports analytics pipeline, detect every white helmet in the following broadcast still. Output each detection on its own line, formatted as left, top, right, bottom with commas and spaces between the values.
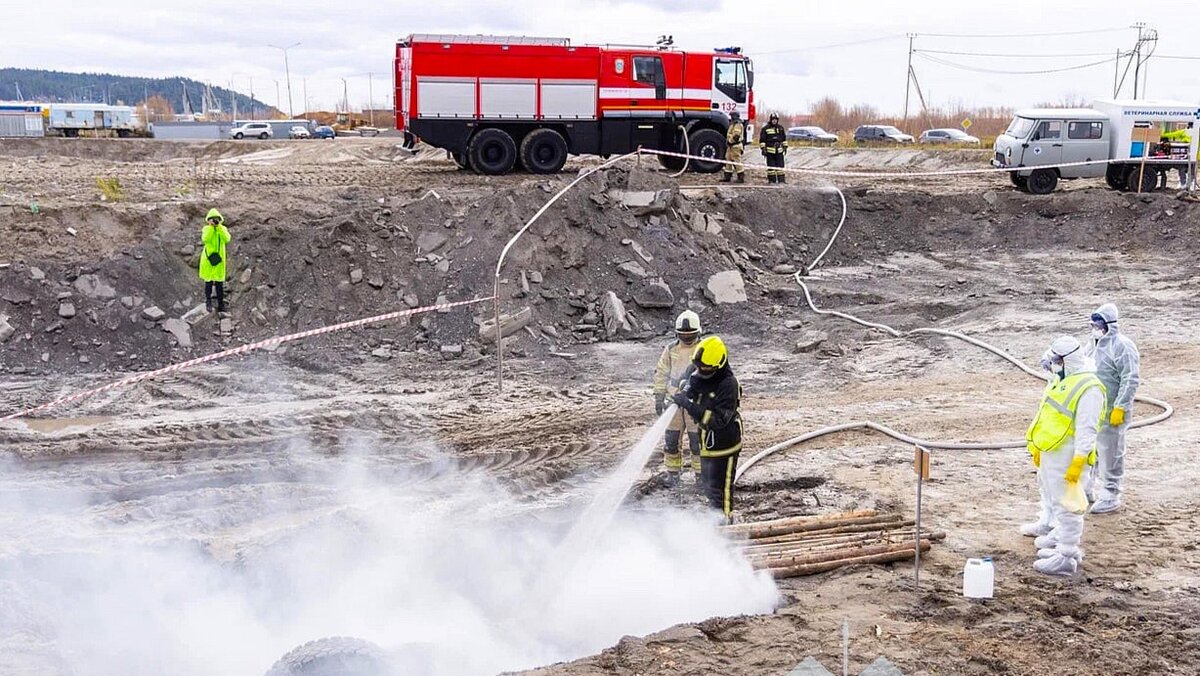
675, 310, 701, 344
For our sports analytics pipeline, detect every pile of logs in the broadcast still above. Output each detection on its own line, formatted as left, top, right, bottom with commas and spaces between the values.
722, 509, 944, 579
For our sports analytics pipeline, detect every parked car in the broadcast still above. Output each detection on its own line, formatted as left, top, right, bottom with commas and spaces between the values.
854, 125, 914, 144
920, 128, 980, 145
786, 126, 838, 143
313, 125, 336, 139
288, 125, 311, 139
356, 126, 382, 137
230, 122, 273, 140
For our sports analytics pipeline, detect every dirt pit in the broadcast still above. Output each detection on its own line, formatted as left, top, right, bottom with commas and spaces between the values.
1, 138, 1199, 675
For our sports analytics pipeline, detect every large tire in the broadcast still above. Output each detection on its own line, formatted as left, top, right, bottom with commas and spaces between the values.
468, 128, 517, 175
1125, 166, 1157, 193
519, 128, 568, 174
658, 153, 686, 172
1105, 164, 1128, 191
264, 637, 393, 676
1026, 168, 1058, 195
1009, 172, 1027, 189
687, 128, 727, 173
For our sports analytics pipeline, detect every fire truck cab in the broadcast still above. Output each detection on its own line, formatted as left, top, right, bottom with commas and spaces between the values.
395, 34, 754, 174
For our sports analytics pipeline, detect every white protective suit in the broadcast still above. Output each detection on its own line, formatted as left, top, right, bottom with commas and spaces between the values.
1088, 303, 1140, 512
1026, 336, 1103, 576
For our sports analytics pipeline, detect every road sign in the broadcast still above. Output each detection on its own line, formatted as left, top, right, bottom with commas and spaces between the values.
961, 118, 972, 130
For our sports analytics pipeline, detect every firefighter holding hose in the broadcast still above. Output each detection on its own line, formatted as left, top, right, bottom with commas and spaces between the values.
673, 335, 743, 520
653, 311, 703, 486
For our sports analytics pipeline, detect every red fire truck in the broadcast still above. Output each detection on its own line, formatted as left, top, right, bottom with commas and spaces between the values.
394, 34, 754, 175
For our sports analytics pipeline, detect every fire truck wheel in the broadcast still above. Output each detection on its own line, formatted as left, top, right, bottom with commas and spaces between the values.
1105, 164, 1128, 190
687, 128, 726, 173
519, 128, 568, 174
469, 128, 518, 175
658, 154, 686, 172
1026, 168, 1057, 195
1125, 167, 1157, 193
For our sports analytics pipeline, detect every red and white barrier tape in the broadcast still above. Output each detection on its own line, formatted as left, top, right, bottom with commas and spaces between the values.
2, 296, 494, 422
638, 147, 1180, 179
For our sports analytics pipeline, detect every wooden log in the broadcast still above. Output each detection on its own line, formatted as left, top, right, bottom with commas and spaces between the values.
763, 541, 933, 579
736, 514, 906, 540
721, 509, 877, 534
748, 540, 932, 569
742, 531, 947, 558
743, 518, 914, 544
740, 526, 933, 551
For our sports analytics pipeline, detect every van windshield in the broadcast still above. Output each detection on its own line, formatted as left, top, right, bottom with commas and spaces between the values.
1005, 116, 1036, 139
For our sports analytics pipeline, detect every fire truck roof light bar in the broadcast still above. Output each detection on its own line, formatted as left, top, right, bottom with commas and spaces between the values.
404, 34, 571, 47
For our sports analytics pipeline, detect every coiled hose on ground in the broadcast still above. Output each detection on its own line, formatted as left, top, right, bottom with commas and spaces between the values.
736, 186, 1174, 479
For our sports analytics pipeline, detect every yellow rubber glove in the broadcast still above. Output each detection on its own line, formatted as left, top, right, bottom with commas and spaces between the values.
1109, 406, 1126, 426
1064, 455, 1087, 483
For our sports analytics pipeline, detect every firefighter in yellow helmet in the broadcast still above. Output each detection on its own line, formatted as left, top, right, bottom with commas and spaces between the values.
653, 311, 703, 486
673, 335, 743, 519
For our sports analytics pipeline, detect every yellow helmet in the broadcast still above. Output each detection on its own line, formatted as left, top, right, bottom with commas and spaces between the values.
692, 335, 728, 373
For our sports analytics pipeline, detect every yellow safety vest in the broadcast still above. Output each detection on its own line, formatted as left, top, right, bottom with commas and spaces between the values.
1026, 372, 1105, 462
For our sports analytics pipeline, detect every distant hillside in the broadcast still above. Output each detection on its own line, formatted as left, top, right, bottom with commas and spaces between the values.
0, 68, 276, 117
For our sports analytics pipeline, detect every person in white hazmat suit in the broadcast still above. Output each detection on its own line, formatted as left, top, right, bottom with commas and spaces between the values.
1021, 336, 1105, 577
1086, 303, 1140, 514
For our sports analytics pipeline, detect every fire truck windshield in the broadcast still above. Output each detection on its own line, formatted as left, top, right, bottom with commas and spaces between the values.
715, 59, 748, 103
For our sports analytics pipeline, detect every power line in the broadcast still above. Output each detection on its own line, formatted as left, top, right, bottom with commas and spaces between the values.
1149, 54, 1200, 60
915, 52, 1118, 75
756, 34, 903, 56
914, 27, 1129, 39
913, 48, 1118, 58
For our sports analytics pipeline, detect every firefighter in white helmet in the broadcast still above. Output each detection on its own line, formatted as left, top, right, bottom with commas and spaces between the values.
653, 310, 703, 485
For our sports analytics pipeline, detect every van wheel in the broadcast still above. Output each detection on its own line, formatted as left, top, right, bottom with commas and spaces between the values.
468, 128, 517, 175
1026, 169, 1058, 195
1126, 167, 1158, 193
687, 128, 726, 173
519, 128, 568, 174
1105, 164, 1128, 191
1009, 172, 1027, 189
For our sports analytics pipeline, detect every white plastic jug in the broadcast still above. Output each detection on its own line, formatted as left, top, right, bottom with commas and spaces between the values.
963, 557, 994, 599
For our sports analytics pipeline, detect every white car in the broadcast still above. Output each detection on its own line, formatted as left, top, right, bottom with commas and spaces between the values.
230, 122, 273, 140
289, 125, 311, 139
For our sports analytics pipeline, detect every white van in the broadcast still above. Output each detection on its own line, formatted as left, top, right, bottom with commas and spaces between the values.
993, 99, 1199, 194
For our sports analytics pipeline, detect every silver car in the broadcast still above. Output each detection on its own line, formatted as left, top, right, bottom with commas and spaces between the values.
230, 122, 273, 140
920, 128, 980, 145
786, 126, 838, 143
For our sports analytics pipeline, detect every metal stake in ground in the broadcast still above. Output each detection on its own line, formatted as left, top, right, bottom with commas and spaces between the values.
913, 444, 931, 591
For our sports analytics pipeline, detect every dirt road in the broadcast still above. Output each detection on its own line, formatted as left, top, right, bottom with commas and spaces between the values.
1, 138, 1198, 675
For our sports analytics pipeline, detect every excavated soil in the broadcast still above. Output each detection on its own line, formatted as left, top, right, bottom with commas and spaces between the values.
2, 138, 1199, 675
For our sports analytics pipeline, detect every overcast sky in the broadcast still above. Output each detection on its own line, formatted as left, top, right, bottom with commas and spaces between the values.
4, 0, 1198, 119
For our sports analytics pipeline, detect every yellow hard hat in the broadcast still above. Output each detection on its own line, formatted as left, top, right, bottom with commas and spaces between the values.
692, 335, 728, 372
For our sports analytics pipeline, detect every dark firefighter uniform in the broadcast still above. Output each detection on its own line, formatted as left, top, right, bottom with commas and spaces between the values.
653, 311, 703, 482
760, 114, 787, 184
673, 336, 743, 518
722, 113, 746, 183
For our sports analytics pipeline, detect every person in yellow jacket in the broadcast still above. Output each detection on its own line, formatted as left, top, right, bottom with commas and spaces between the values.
720, 112, 745, 183
1021, 335, 1105, 577
653, 311, 703, 486
199, 208, 231, 312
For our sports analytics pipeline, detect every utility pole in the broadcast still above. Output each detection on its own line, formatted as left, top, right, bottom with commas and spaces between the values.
341, 78, 349, 119
1132, 22, 1145, 99
274, 80, 281, 116
368, 72, 375, 126
302, 78, 308, 117
268, 42, 300, 118
249, 76, 255, 119
903, 34, 915, 124
1113, 50, 1120, 98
